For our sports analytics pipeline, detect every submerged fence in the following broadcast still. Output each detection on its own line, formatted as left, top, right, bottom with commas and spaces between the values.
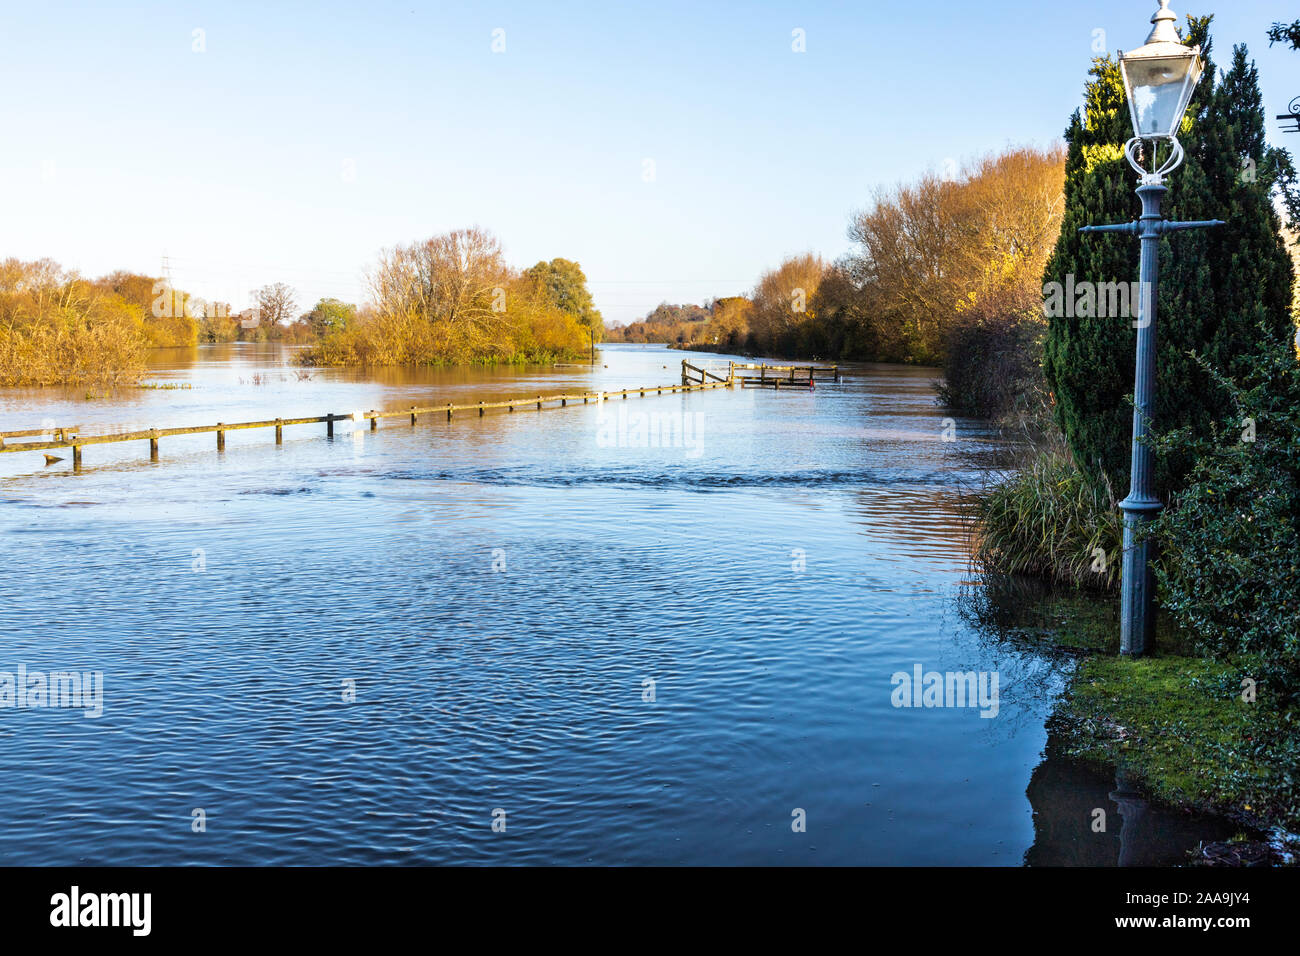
681, 361, 841, 388
1, 359, 847, 470
0, 377, 730, 469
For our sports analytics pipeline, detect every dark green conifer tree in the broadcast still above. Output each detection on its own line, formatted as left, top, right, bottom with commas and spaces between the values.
1042, 16, 1295, 496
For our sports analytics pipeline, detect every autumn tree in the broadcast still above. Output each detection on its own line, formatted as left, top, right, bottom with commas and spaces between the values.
255, 282, 298, 329
952, 147, 1066, 314
301, 227, 587, 367
605, 303, 711, 345
748, 253, 826, 353
808, 263, 906, 361
92, 270, 199, 347
525, 258, 603, 340
847, 175, 967, 361
704, 296, 752, 350
364, 227, 511, 361
0, 259, 146, 385
303, 298, 356, 337
845, 146, 1065, 366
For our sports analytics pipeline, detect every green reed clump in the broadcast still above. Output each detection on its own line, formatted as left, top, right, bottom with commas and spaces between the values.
973, 451, 1122, 588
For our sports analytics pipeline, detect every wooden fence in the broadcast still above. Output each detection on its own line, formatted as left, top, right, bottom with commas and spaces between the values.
2, 359, 847, 470
731, 363, 841, 388
0, 378, 731, 469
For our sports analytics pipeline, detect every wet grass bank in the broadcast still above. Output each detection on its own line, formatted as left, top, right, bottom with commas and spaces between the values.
968, 580, 1299, 864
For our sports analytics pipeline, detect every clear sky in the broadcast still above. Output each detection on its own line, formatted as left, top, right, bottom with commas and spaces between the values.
0, 1, 1294, 325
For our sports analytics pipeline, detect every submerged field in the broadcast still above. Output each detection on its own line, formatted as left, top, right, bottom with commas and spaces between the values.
0, 343, 1241, 864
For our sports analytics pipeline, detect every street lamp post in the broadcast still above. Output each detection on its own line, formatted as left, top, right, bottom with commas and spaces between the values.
1079, 0, 1224, 656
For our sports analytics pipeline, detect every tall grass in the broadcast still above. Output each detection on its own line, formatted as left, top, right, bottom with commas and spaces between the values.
972, 450, 1122, 589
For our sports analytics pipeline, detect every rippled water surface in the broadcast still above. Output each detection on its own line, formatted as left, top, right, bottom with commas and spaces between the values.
0, 344, 1232, 864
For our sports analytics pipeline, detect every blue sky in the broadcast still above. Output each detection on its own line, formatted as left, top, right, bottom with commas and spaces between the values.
0, 1, 1294, 324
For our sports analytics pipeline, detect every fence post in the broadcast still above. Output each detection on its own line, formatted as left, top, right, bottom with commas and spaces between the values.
5, 371, 770, 471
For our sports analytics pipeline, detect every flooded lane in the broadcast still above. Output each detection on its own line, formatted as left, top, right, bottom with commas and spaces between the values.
0, 344, 1233, 864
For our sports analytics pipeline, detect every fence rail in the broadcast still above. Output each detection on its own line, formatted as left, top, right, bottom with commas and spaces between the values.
680, 361, 731, 386
0, 378, 732, 469
3, 359, 847, 470
733, 363, 840, 388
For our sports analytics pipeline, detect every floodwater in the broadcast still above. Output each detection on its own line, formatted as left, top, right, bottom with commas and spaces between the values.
0, 343, 1236, 864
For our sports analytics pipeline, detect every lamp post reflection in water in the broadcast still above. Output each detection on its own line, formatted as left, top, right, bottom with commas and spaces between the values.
1108, 769, 1151, 867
